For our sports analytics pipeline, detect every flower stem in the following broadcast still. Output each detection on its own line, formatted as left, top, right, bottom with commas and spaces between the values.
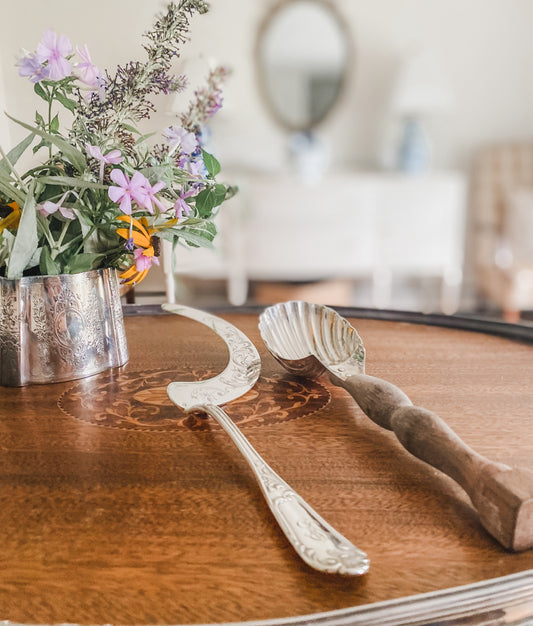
73, 223, 96, 256
47, 87, 54, 160
52, 220, 70, 258
0, 146, 29, 193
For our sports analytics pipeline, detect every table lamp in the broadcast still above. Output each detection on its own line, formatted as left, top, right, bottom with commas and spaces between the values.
390, 49, 454, 173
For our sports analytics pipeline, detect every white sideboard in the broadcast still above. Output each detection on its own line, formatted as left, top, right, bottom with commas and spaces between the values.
163, 171, 467, 313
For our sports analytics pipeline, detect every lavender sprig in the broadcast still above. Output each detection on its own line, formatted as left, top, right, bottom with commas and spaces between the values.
143, 0, 209, 63
180, 66, 228, 132
71, 0, 208, 150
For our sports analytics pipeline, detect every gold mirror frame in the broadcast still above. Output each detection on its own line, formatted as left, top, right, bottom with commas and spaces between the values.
255, 0, 353, 133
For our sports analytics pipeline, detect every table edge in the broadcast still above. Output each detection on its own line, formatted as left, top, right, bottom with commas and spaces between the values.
4, 570, 529, 626
123, 303, 533, 344
219, 570, 533, 626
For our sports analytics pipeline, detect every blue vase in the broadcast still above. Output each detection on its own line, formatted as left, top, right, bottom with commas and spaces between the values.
397, 117, 431, 174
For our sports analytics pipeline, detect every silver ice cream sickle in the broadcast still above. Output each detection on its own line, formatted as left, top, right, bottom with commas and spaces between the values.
163, 303, 369, 576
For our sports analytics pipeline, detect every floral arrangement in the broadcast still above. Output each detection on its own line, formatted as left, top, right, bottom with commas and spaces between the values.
0, 0, 235, 285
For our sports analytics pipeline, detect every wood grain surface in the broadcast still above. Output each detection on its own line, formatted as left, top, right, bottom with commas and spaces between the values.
0, 308, 532, 625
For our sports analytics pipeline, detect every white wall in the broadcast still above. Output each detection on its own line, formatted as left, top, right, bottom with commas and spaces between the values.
1, 0, 533, 173
1, 0, 532, 307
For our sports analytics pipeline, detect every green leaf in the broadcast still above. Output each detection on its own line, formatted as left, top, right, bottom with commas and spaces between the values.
0, 170, 26, 205
6, 113, 87, 173
122, 123, 141, 135
134, 131, 156, 145
49, 114, 60, 133
54, 91, 77, 113
39, 245, 59, 275
6, 182, 38, 279
33, 82, 49, 102
201, 149, 221, 177
33, 139, 50, 155
0, 229, 14, 271
175, 217, 205, 225
194, 184, 227, 217
173, 230, 215, 248
36, 175, 107, 191
225, 184, 239, 200
204, 221, 217, 236
66, 252, 105, 273
28, 246, 42, 269
160, 220, 217, 248
0, 132, 35, 176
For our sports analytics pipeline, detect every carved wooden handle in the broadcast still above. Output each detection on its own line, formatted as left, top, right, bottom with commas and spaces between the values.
334, 372, 533, 552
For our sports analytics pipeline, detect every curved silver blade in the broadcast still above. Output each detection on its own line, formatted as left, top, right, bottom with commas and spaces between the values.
162, 303, 261, 410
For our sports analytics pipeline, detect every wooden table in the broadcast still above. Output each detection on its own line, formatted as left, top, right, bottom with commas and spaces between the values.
1, 305, 532, 625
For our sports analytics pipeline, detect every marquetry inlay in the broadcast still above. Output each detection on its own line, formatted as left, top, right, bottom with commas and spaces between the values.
58, 369, 330, 432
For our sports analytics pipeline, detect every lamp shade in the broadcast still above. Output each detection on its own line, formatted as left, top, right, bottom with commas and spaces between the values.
391, 50, 454, 116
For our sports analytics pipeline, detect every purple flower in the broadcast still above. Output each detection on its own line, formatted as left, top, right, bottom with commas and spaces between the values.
75, 45, 100, 87
176, 154, 188, 168
134, 247, 159, 271
39, 199, 75, 220
108, 169, 149, 215
177, 153, 206, 178
187, 158, 207, 177
87, 145, 124, 183
173, 188, 195, 219
36, 30, 72, 81
163, 126, 197, 154
208, 93, 223, 116
86, 145, 124, 165
92, 74, 107, 103
17, 52, 50, 83
142, 180, 167, 214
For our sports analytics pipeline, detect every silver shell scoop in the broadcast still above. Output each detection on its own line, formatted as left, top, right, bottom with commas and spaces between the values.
259, 300, 533, 552
259, 300, 366, 381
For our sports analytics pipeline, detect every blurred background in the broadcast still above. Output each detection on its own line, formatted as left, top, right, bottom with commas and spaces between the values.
2, 0, 533, 320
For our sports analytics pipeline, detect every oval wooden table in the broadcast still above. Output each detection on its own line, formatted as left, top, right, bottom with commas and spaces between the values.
0, 305, 532, 625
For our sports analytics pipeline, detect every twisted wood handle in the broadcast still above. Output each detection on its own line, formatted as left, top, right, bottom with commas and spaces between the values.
334, 372, 533, 552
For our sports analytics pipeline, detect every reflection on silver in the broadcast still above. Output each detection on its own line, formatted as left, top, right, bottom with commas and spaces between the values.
259, 300, 366, 381
0, 269, 128, 386
163, 303, 369, 576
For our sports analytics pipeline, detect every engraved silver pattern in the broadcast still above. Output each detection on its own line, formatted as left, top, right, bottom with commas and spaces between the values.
163, 303, 369, 576
163, 303, 261, 409
0, 269, 128, 386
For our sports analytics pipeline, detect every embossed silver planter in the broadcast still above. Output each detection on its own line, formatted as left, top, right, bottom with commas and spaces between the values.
0, 268, 129, 386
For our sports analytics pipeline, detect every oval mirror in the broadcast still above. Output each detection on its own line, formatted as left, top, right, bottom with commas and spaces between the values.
257, 0, 350, 132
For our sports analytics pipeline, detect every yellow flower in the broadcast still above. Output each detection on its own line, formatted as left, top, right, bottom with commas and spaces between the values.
116, 214, 154, 248
116, 215, 169, 285
0, 201, 21, 234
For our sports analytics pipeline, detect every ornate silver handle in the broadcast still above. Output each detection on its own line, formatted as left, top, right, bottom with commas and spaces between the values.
201, 404, 369, 575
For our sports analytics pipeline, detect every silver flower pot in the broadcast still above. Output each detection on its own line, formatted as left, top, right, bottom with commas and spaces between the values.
0, 268, 129, 386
